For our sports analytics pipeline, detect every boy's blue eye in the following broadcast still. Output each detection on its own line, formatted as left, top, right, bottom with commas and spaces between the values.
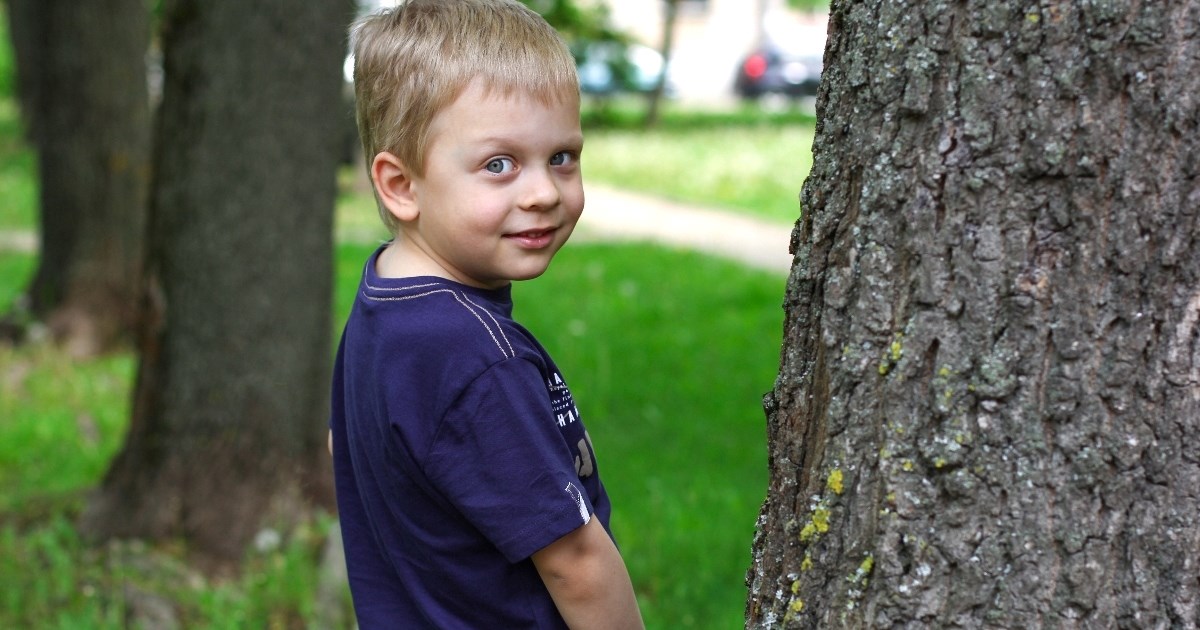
485, 158, 515, 174
550, 151, 575, 167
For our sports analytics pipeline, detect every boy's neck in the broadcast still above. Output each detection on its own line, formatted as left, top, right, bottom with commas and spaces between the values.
376, 237, 436, 280
375, 238, 510, 289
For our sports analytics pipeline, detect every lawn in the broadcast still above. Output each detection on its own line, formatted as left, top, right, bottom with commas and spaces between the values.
581, 99, 814, 225
1, 61, 803, 630
2, 236, 784, 629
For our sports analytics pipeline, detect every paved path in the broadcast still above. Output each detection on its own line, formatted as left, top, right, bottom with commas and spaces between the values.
0, 230, 35, 254
577, 184, 795, 275
0, 186, 797, 276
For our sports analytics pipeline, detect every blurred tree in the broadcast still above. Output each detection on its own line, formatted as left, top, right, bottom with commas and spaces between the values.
748, 0, 1200, 627
643, 0, 677, 128
521, 0, 626, 43
3, 0, 150, 356
522, 0, 647, 109
82, 0, 353, 572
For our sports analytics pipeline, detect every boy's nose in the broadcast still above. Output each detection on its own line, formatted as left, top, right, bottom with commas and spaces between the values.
518, 167, 561, 211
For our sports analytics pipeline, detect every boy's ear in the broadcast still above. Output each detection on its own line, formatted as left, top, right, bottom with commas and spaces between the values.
371, 151, 419, 223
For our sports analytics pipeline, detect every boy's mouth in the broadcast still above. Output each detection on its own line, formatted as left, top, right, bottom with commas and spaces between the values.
505, 227, 558, 248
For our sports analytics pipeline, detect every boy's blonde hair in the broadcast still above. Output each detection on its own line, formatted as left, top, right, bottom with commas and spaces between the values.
352, 0, 581, 233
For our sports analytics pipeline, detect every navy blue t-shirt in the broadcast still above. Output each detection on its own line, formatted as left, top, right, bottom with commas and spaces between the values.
330, 245, 611, 628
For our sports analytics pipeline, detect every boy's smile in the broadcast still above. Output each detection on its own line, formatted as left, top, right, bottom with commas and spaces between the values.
375, 80, 585, 288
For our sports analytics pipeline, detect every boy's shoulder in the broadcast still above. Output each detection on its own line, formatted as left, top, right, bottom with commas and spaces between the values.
355, 275, 527, 365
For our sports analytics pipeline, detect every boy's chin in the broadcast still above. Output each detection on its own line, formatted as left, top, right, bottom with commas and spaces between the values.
505, 259, 558, 283
507, 267, 551, 283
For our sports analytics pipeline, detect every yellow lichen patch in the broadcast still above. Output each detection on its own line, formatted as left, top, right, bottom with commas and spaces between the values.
801, 554, 814, 572
812, 508, 830, 534
827, 468, 845, 495
859, 555, 874, 576
901, 459, 914, 472
798, 505, 832, 543
878, 334, 904, 376
790, 599, 805, 613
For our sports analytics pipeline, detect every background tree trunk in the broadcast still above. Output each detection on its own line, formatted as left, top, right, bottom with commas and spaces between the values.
643, 0, 678, 128
747, 1, 1200, 627
82, 0, 352, 573
5, 0, 150, 356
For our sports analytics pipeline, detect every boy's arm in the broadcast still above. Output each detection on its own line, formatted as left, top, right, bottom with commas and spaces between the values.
531, 518, 645, 630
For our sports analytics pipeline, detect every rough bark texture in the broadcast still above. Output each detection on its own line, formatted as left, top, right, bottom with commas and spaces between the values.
5, 0, 150, 356
82, 0, 353, 572
748, 1, 1200, 627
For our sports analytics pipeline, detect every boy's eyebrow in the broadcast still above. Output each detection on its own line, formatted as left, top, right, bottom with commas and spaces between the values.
475, 133, 584, 149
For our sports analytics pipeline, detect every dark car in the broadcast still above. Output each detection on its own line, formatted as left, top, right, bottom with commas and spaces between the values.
733, 42, 823, 100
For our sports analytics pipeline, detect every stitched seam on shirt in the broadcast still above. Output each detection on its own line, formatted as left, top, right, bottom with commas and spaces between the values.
362, 288, 512, 359
462, 293, 515, 357
363, 279, 444, 292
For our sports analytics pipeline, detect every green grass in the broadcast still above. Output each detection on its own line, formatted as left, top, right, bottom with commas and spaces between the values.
581, 100, 814, 225
518, 243, 782, 629
0, 337, 132, 515
0, 38, 796, 625
3, 238, 783, 629
0, 510, 343, 629
0, 99, 35, 231
0, 11, 34, 232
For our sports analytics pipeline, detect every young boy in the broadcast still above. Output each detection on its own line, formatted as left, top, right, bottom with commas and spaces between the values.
328, 1, 644, 627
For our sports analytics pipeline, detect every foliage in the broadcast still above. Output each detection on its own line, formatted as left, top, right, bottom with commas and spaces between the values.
520, 0, 628, 44
521, 0, 651, 97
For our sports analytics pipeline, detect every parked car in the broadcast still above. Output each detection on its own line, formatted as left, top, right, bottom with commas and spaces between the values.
576, 41, 673, 96
733, 42, 823, 101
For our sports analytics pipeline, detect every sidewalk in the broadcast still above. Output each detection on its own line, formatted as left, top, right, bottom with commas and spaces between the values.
0, 187, 797, 276
0, 230, 34, 253
577, 184, 794, 275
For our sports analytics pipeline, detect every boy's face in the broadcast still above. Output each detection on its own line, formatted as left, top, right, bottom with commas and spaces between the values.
404, 80, 584, 289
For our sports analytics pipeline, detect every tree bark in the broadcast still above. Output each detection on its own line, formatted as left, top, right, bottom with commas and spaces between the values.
643, 0, 678, 128
748, 1, 1200, 627
5, 0, 151, 356
82, 0, 352, 573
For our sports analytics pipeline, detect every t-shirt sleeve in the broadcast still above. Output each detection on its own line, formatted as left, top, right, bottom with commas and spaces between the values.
421, 357, 593, 563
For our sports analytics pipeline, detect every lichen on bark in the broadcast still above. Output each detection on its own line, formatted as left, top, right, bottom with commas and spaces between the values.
747, 1, 1200, 627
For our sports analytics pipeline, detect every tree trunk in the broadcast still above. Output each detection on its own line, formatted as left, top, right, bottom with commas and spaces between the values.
5, 0, 150, 356
747, 1, 1200, 627
82, 0, 351, 573
643, 0, 678, 128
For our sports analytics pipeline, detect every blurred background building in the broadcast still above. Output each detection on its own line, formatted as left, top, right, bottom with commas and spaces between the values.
350, 0, 830, 107
597, 0, 829, 105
